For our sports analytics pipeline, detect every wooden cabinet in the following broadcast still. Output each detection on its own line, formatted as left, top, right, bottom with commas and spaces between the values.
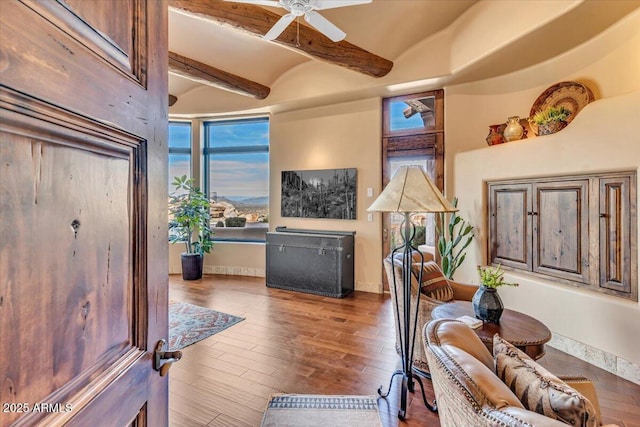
599, 176, 633, 294
489, 183, 532, 270
488, 172, 637, 300
533, 179, 590, 283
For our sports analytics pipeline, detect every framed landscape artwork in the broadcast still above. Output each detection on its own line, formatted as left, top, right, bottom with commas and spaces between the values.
281, 168, 357, 219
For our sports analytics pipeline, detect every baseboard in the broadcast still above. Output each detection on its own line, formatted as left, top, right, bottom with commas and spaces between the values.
171, 266, 383, 293
356, 281, 383, 294
204, 265, 266, 278
549, 333, 640, 385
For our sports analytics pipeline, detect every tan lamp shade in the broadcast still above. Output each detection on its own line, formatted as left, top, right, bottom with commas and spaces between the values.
367, 165, 457, 213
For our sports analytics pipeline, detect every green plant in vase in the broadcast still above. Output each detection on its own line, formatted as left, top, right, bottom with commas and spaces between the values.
169, 175, 214, 280
530, 105, 572, 136
473, 264, 518, 323
477, 264, 519, 289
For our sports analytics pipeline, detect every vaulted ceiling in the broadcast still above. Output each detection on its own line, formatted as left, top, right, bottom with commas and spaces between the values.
168, 0, 640, 117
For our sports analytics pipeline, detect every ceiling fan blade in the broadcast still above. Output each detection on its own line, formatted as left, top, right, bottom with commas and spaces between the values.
264, 13, 295, 40
304, 11, 346, 42
224, 0, 281, 6
313, 0, 372, 10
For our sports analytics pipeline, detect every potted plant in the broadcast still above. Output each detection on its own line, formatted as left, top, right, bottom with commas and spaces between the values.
436, 197, 474, 279
530, 105, 572, 136
169, 175, 214, 280
472, 264, 518, 323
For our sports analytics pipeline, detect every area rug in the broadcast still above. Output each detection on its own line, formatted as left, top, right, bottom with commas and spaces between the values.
260, 394, 383, 427
168, 301, 244, 351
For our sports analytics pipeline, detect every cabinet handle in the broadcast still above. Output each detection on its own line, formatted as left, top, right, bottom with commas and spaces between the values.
532, 212, 538, 216
600, 213, 608, 218
527, 212, 533, 216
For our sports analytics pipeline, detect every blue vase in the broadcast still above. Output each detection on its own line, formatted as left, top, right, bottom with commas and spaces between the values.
472, 285, 503, 323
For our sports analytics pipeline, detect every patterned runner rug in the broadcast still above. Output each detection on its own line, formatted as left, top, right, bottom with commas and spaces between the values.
168, 301, 244, 351
260, 394, 383, 427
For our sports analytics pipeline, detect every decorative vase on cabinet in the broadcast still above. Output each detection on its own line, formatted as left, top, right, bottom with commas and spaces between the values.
486, 124, 505, 146
473, 265, 519, 323
503, 116, 524, 142
472, 285, 504, 323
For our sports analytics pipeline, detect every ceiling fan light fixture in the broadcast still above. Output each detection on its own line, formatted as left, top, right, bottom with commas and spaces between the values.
289, 2, 307, 16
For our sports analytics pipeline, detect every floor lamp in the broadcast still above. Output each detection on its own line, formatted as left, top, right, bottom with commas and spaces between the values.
368, 165, 457, 420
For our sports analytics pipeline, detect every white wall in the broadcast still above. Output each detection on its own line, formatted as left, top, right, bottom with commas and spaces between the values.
445, 10, 640, 377
169, 242, 266, 277
270, 98, 383, 293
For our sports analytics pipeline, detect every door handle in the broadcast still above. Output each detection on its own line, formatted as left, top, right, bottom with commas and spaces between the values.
153, 339, 182, 376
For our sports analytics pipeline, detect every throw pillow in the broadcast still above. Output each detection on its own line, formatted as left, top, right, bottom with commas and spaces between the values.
412, 262, 454, 302
493, 334, 599, 427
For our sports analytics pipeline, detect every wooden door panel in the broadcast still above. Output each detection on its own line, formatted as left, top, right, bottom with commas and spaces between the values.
488, 184, 531, 270
0, 0, 148, 137
25, 0, 144, 83
62, 0, 134, 58
533, 180, 589, 283
599, 176, 631, 294
0, 90, 145, 426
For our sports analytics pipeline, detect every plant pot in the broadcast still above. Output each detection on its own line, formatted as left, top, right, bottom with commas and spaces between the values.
537, 120, 567, 136
181, 253, 203, 280
472, 285, 503, 323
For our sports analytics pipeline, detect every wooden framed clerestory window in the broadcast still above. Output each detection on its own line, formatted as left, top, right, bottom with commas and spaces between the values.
381, 90, 445, 289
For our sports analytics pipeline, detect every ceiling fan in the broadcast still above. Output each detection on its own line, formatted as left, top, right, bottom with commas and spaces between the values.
226, 0, 372, 42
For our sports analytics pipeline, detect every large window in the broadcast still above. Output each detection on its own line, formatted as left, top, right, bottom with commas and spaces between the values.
168, 121, 192, 191
204, 117, 269, 242
168, 122, 192, 241
381, 90, 444, 278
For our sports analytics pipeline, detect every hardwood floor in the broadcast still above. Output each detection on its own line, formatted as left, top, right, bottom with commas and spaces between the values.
168, 274, 640, 427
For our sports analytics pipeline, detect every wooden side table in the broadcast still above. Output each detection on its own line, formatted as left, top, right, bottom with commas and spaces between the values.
431, 301, 552, 360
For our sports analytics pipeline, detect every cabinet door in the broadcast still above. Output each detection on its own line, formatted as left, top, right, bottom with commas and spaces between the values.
489, 183, 532, 270
599, 176, 632, 294
533, 180, 589, 283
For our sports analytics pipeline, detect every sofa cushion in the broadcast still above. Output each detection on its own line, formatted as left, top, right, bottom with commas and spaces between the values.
494, 335, 599, 427
412, 261, 454, 302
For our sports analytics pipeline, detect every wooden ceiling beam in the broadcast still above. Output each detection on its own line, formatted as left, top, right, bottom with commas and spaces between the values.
169, 51, 270, 99
168, 0, 393, 78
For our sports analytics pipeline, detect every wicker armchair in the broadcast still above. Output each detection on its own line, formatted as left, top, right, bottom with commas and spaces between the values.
423, 319, 616, 427
383, 253, 478, 374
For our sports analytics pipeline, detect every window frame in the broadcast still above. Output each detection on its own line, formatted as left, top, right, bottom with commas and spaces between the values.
382, 91, 442, 138
203, 116, 270, 243
168, 120, 192, 156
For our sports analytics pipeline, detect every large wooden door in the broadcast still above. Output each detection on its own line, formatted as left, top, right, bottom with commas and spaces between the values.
1, 1, 169, 426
